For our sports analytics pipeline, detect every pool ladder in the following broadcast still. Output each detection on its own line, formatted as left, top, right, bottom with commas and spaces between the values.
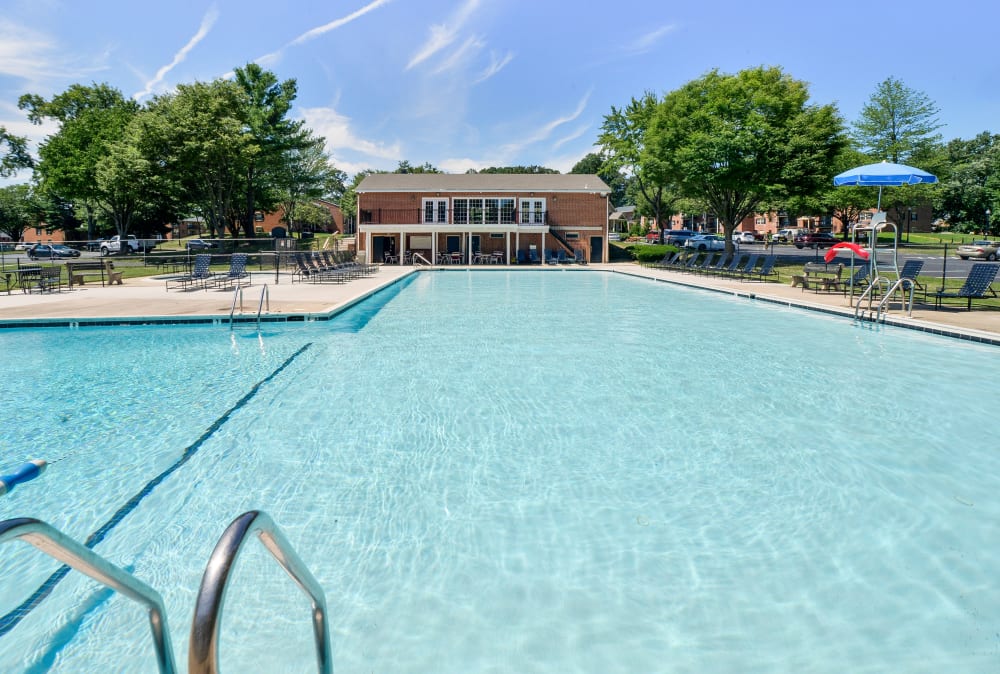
0, 511, 332, 674
854, 276, 916, 323
229, 285, 270, 329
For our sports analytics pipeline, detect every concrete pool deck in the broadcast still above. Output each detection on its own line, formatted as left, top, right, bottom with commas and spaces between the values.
1, 263, 999, 343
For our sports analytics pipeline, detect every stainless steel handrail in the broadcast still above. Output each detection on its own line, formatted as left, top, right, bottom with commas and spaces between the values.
256, 285, 269, 329
0, 517, 177, 674
188, 511, 332, 674
229, 286, 244, 326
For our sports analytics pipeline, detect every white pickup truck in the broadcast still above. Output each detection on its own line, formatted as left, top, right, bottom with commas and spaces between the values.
99, 235, 158, 256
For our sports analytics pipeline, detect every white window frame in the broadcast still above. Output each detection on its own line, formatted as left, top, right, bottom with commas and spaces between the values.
422, 198, 448, 224
519, 198, 546, 224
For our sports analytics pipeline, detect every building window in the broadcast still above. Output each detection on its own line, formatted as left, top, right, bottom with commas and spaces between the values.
490, 232, 504, 239
564, 232, 579, 240
254, 212, 264, 222
422, 198, 448, 223
500, 198, 515, 224
519, 199, 545, 224
755, 216, 766, 225
453, 199, 468, 224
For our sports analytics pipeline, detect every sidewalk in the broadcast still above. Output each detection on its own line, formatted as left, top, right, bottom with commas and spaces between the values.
1, 263, 998, 343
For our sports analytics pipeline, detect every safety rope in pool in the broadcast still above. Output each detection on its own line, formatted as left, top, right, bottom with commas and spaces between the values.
0, 342, 313, 638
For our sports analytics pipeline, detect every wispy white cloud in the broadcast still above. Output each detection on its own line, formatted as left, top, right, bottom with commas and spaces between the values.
626, 24, 675, 54
133, 6, 219, 100
500, 89, 592, 155
473, 50, 514, 84
438, 91, 594, 172
0, 19, 106, 83
552, 124, 590, 150
300, 105, 402, 170
432, 36, 485, 75
255, 0, 393, 66
406, 0, 480, 70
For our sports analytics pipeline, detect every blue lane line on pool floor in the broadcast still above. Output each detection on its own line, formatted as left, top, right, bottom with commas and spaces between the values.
0, 342, 313, 638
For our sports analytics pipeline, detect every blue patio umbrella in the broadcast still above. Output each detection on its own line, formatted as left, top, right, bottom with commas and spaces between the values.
833, 160, 938, 209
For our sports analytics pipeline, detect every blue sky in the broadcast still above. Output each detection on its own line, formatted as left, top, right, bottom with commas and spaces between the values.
1, 0, 998, 184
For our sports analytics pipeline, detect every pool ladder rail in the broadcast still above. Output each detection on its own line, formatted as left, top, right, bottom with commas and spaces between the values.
0, 511, 332, 674
854, 276, 917, 323
229, 284, 270, 329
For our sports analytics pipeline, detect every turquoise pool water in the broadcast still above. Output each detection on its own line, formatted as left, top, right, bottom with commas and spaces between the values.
1, 270, 999, 672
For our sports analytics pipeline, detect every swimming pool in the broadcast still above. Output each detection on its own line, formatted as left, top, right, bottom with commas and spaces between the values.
2, 270, 998, 672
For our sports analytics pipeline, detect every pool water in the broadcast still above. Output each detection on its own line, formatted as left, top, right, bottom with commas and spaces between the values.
2, 270, 999, 672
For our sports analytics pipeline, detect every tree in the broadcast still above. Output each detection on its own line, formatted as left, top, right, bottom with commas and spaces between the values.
472, 165, 558, 174
934, 132, 1000, 232
395, 160, 441, 173
1, 126, 32, 177
278, 132, 345, 236
852, 76, 942, 164
233, 64, 309, 238
647, 67, 845, 254
820, 146, 878, 233
599, 92, 679, 241
0, 184, 42, 241
570, 152, 629, 207
19, 83, 140, 239
141, 79, 254, 238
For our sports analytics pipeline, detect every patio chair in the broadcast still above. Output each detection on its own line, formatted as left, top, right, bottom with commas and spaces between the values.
545, 249, 559, 265
529, 248, 540, 264
516, 250, 527, 264
841, 263, 871, 295
732, 253, 760, 278
745, 254, 778, 282
574, 249, 586, 265
715, 253, 747, 276
557, 249, 569, 264
692, 252, 720, 274
166, 254, 213, 291
652, 251, 680, 268
211, 253, 252, 290
899, 259, 925, 293
706, 254, 732, 275
932, 263, 999, 310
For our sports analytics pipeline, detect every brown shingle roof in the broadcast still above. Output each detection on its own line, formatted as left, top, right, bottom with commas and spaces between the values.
357, 173, 611, 193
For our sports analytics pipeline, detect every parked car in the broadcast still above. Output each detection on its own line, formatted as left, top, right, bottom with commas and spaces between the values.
85, 239, 106, 251
794, 232, 839, 249
956, 240, 1000, 261
665, 229, 697, 246
773, 228, 803, 244
732, 231, 756, 244
684, 234, 726, 251
14, 242, 33, 251
185, 238, 216, 250
27, 244, 80, 259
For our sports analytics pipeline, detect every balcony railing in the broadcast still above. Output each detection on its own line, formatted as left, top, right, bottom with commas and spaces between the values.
359, 209, 551, 226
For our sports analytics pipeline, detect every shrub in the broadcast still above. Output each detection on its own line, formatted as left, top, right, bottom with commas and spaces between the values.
632, 244, 676, 263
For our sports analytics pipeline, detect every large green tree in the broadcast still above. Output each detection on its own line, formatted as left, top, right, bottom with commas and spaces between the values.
19, 83, 140, 238
852, 76, 942, 164
0, 184, 42, 241
647, 66, 845, 254
599, 92, 680, 240
233, 63, 310, 238
934, 132, 1000, 232
278, 132, 345, 236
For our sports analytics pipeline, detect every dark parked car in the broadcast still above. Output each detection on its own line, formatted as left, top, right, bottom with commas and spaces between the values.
85, 239, 106, 251
185, 238, 217, 250
794, 232, 839, 249
665, 230, 697, 246
28, 244, 81, 259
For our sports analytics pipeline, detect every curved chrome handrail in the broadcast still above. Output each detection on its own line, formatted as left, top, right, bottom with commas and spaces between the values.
0, 517, 177, 674
188, 511, 332, 674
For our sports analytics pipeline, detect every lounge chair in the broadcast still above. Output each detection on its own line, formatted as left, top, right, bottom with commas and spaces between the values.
899, 259, 925, 292
932, 263, 999, 310
841, 264, 871, 295
705, 254, 732, 275
714, 253, 746, 276
516, 250, 526, 265
545, 249, 558, 265
211, 253, 251, 290
652, 251, 680, 268
732, 253, 759, 278
693, 252, 720, 274
166, 254, 213, 291
529, 248, 540, 264
745, 255, 778, 282
574, 249, 586, 265
557, 249, 570, 264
